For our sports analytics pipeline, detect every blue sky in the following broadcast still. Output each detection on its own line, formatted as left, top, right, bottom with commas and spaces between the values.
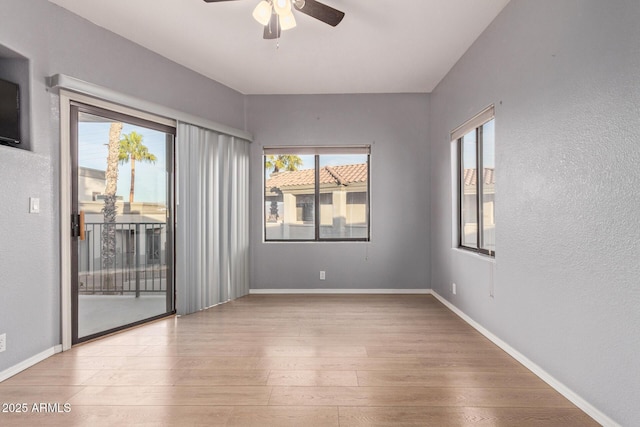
462, 119, 495, 169
78, 118, 169, 204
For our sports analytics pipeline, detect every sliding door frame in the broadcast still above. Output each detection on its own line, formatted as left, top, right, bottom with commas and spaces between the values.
70, 101, 176, 344
59, 89, 177, 350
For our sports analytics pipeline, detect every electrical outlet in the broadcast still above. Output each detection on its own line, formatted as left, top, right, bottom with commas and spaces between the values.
320, 271, 326, 280
0, 333, 6, 353
452, 283, 457, 295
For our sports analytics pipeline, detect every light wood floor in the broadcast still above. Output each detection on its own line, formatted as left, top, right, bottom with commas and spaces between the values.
0, 294, 598, 426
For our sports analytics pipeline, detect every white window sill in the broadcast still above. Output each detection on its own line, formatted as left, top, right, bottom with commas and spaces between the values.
451, 247, 496, 264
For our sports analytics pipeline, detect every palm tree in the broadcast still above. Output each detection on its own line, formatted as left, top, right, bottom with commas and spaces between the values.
102, 122, 123, 292
265, 154, 303, 174
118, 131, 157, 203
265, 155, 303, 220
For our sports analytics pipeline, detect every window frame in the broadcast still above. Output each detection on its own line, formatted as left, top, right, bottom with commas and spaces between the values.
263, 146, 371, 243
453, 106, 495, 257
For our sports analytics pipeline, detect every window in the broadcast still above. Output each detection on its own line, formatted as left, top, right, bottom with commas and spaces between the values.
453, 106, 495, 256
264, 146, 370, 241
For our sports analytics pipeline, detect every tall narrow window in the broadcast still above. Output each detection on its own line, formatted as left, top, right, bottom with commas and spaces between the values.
264, 146, 370, 242
452, 106, 495, 256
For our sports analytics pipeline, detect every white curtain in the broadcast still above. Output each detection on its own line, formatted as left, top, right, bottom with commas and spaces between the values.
176, 122, 250, 315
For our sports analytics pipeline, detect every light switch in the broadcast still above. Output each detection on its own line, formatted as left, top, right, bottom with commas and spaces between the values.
29, 197, 40, 214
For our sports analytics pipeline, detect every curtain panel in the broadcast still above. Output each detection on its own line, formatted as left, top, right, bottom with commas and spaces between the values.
176, 122, 250, 315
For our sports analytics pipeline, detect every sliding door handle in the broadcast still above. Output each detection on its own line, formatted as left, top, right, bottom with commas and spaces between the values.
79, 211, 85, 241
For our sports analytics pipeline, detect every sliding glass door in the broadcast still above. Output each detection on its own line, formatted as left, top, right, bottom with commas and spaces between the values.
70, 102, 175, 343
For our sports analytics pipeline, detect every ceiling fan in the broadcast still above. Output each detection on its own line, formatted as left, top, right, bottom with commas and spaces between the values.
203, 0, 345, 40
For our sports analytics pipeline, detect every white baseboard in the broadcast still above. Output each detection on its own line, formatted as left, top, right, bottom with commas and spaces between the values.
0, 345, 63, 383
249, 288, 431, 295
430, 291, 618, 427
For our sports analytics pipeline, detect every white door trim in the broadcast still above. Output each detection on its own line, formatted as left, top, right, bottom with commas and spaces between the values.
59, 90, 72, 351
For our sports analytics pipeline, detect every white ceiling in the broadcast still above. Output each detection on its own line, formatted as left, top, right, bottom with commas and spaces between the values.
48, 0, 510, 95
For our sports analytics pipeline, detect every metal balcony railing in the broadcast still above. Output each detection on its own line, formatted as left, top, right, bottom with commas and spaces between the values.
78, 222, 169, 296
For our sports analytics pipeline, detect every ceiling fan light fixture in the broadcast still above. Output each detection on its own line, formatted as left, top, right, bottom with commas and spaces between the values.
252, 0, 272, 26
273, 0, 291, 16
203, 0, 344, 41
279, 10, 297, 30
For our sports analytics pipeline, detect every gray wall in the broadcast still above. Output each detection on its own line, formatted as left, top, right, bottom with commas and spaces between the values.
429, 0, 640, 425
247, 94, 430, 290
0, 0, 245, 373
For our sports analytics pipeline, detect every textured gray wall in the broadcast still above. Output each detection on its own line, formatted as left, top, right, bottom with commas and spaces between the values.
0, 0, 245, 373
429, 1, 640, 425
247, 94, 430, 290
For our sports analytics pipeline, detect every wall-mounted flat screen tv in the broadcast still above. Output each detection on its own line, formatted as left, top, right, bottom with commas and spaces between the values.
0, 78, 21, 146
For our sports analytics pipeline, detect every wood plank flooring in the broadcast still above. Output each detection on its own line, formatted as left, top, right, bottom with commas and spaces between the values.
0, 294, 599, 426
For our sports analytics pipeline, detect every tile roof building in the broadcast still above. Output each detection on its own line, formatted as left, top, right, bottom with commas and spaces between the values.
265, 163, 368, 189
264, 163, 369, 240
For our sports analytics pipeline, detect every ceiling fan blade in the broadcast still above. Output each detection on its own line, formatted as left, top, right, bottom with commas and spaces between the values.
294, 0, 344, 27
263, 13, 281, 39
